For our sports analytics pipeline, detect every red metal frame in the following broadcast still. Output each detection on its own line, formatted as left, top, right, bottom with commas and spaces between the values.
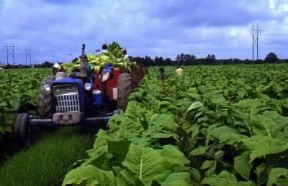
92, 67, 123, 101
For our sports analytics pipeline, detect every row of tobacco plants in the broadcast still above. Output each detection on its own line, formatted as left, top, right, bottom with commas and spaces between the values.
0, 68, 50, 136
62, 64, 288, 186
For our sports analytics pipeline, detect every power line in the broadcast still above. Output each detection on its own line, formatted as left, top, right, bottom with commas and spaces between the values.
250, 25, 255, 60
256, 25, 261, 60
4, 44, 16, 65
22, 48, 32, 65
250, 25, 261, 60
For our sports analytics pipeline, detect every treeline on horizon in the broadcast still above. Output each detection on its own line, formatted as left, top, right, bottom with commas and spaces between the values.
131, 52, 288, 66
1, 52, 287, 68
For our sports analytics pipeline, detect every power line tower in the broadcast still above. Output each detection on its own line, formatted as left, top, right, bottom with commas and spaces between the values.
4, 44, 16, 65
250, 25, 255, 60
25, 48, 32, 65
250, 25, 261, 60
256, 25, 261, 60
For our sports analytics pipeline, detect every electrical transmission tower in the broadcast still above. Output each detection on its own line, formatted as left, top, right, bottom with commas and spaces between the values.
4, 44, 16, 65
250, 25, 261, 60
25, 48, 32, 65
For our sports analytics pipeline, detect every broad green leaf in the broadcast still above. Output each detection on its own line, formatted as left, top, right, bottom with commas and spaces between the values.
141, 125, 179, 143
149, 113, 177, 131
94, 128, 131, 162
263, 111, 288, 128
201, 160, 214, 170
202, 170, 237, 185
214, 150, 224, 160
249, 112, 283, 138
255, 163, 267, 185
160, 145, 190, 169
208, 125, 247, 145
8, 98, 21, 111
122, 143, 169, 185
241, 136, 288, 162
210, 94, 227, 107
187, 87, 200, 99
189, 146, 209, 156
234, 151, 252, 180
267, 168, 288, 186
202, 170, 255, 186
234, 99, 262, 114
62, 165, 115, 186
107, 139, 131, 162
186, 101, 204, 113
190, 167, 201, 183
117, 168, 143, 186
162, 172, 192, 186
156, 101, 172, 110
125, 101, 144, 120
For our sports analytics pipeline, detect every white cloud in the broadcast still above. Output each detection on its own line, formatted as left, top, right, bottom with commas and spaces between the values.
269, 0, 288, 14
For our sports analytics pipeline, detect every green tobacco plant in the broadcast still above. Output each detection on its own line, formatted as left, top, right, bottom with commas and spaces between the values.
0, 68, 50, 134
63, 64, 288, 185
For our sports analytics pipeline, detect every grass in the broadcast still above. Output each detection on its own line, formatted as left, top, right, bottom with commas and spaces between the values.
0, 125, 102, 186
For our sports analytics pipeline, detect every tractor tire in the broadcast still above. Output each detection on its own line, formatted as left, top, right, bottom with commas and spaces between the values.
15, 113, 31, 147
37, 76, 54, 118
117, 73, 132, 110
131, 64, 147, 88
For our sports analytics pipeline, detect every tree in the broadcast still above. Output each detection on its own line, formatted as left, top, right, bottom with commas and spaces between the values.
205, 54, 216, 64
40, 61, 54, 68
264, 52, 279, 63
176, 53, 196, 65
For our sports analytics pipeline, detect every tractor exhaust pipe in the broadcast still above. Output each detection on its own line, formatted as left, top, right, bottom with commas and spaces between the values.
80, 44, 88, 78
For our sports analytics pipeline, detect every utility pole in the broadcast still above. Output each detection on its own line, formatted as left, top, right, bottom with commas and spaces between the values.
25, 48, 32, 65
250, 25, 261, 60
12, 45, 15, 64
256, 25, 261, 60
250, 25, 255, 61
4, 44, 16, 65
6, 46, 8, 65
29, 48, 32, 66
25, 48, 28, 65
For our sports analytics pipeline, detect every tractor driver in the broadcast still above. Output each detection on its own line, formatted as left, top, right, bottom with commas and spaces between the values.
53, 63, 67, 80
52, 63, 61, 76
79, 53, 94, 83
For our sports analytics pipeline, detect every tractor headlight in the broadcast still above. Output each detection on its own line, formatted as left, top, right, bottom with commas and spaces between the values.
43, 84, 51, 92
84, 82, 92, 90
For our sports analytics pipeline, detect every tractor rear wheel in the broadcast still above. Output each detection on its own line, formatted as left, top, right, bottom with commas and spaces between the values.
117, 73, 132, 110
15, 113, 31, 147
37, 76, 54, 118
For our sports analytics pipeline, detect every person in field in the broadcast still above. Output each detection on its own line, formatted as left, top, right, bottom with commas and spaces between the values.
175, 65, 184, 76
101, 44, 108, 53
52, 63, 61, 76
52, 63, 67, 80
158, 67, 168, 80
121, 48, 129, 61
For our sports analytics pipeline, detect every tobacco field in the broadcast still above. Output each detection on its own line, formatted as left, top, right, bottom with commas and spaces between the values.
63, 64, 288, 186
0, 64, 288, 185
0, 68, 50, 136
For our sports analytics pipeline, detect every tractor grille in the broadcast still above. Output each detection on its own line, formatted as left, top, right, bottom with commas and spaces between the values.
53, 84, 80, 112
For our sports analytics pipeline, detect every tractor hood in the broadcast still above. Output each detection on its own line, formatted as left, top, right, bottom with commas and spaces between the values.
52, 77, 85, 112
53, 77, 83, 85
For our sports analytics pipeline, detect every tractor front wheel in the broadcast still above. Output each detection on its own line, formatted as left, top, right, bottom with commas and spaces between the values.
117, 73, 132, 110
37, 76, 54, 118
15, 113, 31, 147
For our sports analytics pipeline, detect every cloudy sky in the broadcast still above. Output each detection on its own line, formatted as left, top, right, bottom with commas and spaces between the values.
0, 0, 287, 64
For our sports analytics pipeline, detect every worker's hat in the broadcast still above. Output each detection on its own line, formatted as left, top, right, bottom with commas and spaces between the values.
53, 63, 60, 69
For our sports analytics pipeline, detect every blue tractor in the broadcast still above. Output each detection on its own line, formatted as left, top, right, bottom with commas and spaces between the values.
15, 44, 146, 145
